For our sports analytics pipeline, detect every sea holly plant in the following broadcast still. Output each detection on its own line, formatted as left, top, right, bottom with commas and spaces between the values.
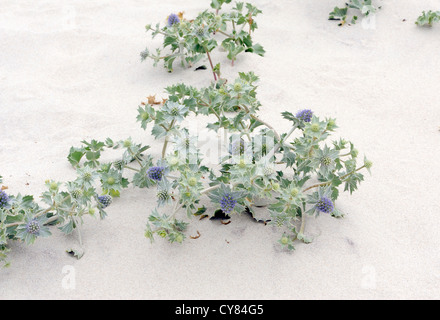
135, 73, 372, 248
65, 71, 371, 250
329, 0, 381, 26
140, 0, 265, 77
416, 11, 440, 26
1, 1, 372, 268
0, 160, 126, 267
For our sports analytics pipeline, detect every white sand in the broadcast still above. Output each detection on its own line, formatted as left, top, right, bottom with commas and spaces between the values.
1, 0, 440, 300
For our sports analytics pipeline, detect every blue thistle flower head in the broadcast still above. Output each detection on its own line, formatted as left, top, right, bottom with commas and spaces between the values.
220, 194, 237, 214
97, 195, 112, 209
26, 219, 41, 235
0, 190, 9, 208
147, 166, 166, 181
316, 196, 334, 214
209, 184, 245, 215
296, 109, 313, 123
168, 13, 180, 27
229, 138, 246, 156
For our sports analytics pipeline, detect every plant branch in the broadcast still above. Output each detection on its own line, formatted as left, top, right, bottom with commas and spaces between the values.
205, 50, 218, 82
250, 114, 281, 142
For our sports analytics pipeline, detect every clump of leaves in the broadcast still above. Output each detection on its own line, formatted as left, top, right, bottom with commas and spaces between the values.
64, 71, 371, 251
416, 11, 440, 27
120, 72, 372, 250
0, 138, 153, 267
329, 0, 381, 26
1, 0, 373, 268
140, 0, 265, 78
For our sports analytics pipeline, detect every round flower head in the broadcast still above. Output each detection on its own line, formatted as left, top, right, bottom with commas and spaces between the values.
316, 196, 334, 214
0, 190, 9, 208
156, 190, 170, 202
195, 25, 206, 38
220, 194, 237, 214
26, 220, 41, 235
229, 139, 246, 156
147, 166, 166, 181
98, 195, 113, 209
296, 109, 313, 123
71, 189, 83, 199
321, 156, 332, 166
167, 13, 180, 27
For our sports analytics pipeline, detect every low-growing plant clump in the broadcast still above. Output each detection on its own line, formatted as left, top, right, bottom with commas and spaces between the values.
416, 10, 440, 26
0, 0, 372, 268
329, 0, 381, 26
140, 0, 265, 78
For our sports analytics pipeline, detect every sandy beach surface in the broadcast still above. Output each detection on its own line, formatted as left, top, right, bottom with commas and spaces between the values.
1, 0, 439, 300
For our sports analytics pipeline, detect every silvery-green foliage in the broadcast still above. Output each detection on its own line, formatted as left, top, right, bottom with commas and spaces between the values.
0, 137, 152, 266
132, 73, 372, 249
141, 1, 264, 73
0, 1, 373, 267
416, 10, 440, 26
329, 0, 381, 26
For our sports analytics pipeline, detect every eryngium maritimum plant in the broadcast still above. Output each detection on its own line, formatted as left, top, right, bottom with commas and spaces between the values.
140, 0, 265, 77
0, 138, 150, 267
133, 72, 372, 249
416, 11, 440, 27
329, 0, 381, 26
1, 0, 372, 268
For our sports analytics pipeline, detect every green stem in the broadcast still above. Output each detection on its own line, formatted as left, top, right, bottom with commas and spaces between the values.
198, 98, 221, 121
76, 220, 83, 247
124, 165, 140, 172
162, 137, 170, 159
200, 185, 221, 195
162, 120, 176, 158
217, 30, 234, 38
299, 204, 306, 235
4, 196, 70, 229
302, 165, 367, 193
128, 147, 143, 167
250, 114, 281, 142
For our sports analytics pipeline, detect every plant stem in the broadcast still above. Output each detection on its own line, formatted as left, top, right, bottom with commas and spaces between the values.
128, 147, 143, 167
200, 185, 221, 195
250, 114, 281, 142
217, 30, 234, 38
302, 181, 332, 193
162, 120, 176, 158
301, 165, 367, 193
76, 221, 83, 247
299, 205, 306, 235
205, 50, 218, 82
124, 165, 140, 172
4, 196, 70, 229
340, 165, 366, 180
162, 136, 170, 159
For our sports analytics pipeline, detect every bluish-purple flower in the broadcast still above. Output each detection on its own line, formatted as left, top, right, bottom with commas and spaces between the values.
296, 109, 313, 123
316, 196, 334, 214
147, 166, 166, 181
229, 138, 246, 156
97, 195, 112, 209
168, 13, 180, 27
220, 194, 237, 214
26, 220, 41, 235
0, 190, 9, 208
